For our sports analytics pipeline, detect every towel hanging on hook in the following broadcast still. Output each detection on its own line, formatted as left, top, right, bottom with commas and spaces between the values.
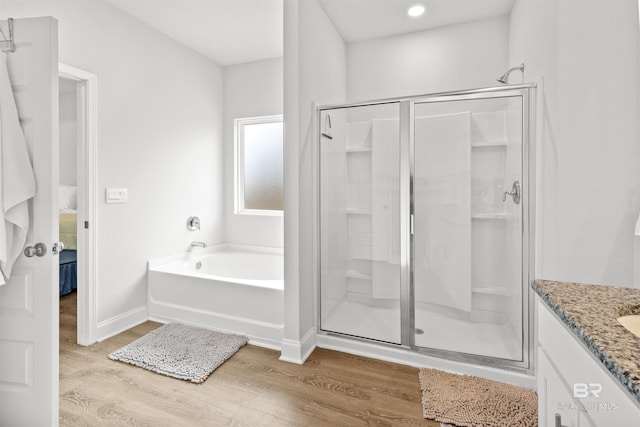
0, 18, 15, 53
0, 47, 37, 285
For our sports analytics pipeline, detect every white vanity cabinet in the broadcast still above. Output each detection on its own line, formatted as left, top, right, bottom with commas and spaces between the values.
536, 298, 640, 426
538, 347, 580, 427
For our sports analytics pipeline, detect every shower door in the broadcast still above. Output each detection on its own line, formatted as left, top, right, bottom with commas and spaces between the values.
317, 85, 534, 370
318, 102, 403, 344
412, 89, 531, 364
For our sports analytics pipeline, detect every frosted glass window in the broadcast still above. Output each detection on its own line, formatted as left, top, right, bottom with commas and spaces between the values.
235, 115, 283, 214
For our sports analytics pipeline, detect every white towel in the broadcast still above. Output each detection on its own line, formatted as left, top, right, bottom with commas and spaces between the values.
0, 51, 36, 285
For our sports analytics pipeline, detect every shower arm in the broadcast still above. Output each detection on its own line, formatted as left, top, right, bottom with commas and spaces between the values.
506, 64, 524, 75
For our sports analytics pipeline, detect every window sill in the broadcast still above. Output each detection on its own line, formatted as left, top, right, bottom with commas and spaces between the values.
235, 209, 283, 217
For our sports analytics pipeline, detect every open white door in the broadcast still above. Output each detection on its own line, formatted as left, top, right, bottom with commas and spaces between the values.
0, 17, 59, 426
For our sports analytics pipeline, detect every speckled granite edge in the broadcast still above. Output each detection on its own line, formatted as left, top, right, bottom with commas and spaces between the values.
616, 304, 640, 318
532, 280, 640, 405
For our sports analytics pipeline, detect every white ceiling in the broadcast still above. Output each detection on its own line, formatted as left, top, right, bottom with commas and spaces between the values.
105, 0, 283, 66
318, 0, 516, 43
104, 0, 514, 66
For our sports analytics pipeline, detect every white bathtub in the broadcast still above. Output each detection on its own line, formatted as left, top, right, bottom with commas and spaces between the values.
147, 244, 284, 349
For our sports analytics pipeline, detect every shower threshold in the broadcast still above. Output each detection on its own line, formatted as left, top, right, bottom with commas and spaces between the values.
322, 298, 521, 361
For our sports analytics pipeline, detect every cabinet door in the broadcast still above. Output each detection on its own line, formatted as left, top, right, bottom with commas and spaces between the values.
538, 348, 580, 427
579, 411, 597, 427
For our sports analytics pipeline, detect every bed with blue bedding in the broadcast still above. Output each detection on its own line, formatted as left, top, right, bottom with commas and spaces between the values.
59, 211, 78, 296
59, 249, 77, 296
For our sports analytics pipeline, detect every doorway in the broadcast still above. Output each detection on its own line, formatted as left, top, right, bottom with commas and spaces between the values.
58, 64, 97, 346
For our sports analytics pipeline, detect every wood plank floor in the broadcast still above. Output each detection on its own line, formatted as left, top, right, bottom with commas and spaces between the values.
60, 293, 439, 426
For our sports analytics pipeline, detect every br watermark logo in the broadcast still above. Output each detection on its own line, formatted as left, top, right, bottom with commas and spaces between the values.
568, 383, 619, 411
573, 383, 602, 398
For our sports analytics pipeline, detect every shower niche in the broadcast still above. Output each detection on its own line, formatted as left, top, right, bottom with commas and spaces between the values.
318, 85, 535, 371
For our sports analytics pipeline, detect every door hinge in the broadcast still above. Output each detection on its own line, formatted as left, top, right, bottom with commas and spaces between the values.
410, 214, 415, 235
84, 221, 89, 229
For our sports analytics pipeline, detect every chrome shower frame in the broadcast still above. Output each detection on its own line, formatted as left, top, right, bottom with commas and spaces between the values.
315, 83, 537, 374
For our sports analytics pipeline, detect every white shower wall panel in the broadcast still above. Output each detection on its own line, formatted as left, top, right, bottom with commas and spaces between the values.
320, 112, 349, 322
414, 112, 472, 312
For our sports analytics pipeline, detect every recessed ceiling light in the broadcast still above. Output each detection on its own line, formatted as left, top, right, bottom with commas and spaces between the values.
407, 4, 426, 18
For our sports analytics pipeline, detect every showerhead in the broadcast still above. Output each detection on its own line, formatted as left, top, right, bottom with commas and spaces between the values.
497, 73, 510, 84
497, 63, 525, 84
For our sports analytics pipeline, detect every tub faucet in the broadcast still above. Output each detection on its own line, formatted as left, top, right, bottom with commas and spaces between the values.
191, 241, 207, 248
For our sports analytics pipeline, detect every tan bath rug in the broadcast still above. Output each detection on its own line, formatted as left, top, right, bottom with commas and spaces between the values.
418, 368, 537, 427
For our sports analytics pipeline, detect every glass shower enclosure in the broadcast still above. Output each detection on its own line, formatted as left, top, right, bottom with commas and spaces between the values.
317, 85, 535, 371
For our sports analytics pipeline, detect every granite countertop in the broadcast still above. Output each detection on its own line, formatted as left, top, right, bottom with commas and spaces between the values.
532, 279, 640, 404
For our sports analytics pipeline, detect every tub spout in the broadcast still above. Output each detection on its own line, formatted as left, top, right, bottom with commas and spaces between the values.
191, 241, 207, 248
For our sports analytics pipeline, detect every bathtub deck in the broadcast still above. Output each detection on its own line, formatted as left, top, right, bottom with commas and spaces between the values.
60, 292, 437, 426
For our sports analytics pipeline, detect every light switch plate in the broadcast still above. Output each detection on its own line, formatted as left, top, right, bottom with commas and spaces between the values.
105, 188, 128, 204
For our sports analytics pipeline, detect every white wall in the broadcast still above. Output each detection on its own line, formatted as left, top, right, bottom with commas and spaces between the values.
223, 57, 283, 248
347, 15, 510, 102
59, 77, 77, 186
2, 0, 225, 331
510, 0, 639, 287
284, 4, 510, 361
282, 0, 347, 362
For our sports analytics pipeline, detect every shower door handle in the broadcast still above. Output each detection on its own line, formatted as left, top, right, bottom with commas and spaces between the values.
502, 181, 520, 204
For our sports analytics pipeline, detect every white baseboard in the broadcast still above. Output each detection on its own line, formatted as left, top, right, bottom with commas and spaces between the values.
96, 305, 148, 342
279, 328, 316, 364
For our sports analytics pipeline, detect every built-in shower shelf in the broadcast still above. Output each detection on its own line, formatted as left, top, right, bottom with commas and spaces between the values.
345, 208, 371, 215
345, 146, 372, 153
472, 286, 508, 296
471, 213, 508, 220
350, 255, 373, 261
471, 141, 507, 148
346, 270, 372, 280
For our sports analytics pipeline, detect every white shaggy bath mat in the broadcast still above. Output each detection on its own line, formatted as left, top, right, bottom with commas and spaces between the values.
109, 323, 247, 384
